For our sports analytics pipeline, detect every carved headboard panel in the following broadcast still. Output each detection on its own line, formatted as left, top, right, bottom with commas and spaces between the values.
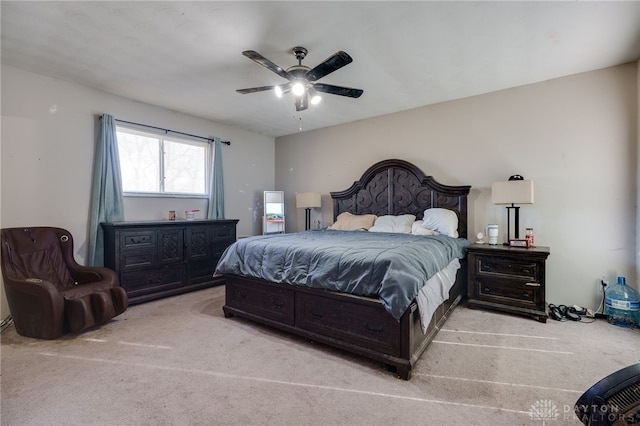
330, 159, 471, 238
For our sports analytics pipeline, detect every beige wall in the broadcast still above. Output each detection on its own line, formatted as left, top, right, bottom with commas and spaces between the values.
276, 63, 638, 310
0, 65, 276, 319
2, 63, 637, 320
637, 59, 640, 289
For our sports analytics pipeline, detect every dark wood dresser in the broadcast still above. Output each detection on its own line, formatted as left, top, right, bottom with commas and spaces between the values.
102, 219, 238, 304
467, 243, 550, 322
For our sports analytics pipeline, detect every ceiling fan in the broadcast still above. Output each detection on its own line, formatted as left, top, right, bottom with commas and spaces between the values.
236, 46, 363, 112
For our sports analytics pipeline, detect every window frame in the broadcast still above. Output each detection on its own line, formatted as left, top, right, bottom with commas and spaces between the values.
116, 125, 210, 199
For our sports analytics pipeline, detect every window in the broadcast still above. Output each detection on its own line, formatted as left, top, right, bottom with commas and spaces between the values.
116, 126, 208, 196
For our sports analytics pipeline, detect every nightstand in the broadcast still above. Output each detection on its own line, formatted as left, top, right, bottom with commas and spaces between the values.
467, 243, 550, 323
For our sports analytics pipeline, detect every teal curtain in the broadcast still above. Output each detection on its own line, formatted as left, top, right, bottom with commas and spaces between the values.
207, 137, 225, 219
88, 114, 125, 266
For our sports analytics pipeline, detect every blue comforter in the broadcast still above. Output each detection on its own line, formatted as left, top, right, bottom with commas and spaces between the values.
215, 230, 469, 321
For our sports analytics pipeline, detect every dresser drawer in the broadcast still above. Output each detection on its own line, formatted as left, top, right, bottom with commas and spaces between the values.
212, 239, 234, 251
295, 292, 401, 356
121, 265, 185, 297
476, 256, 541, 280
212, 225, 235, 240
225, 280, 295, 325
473, 276, 542, 308
119, 230, 156, 251
120, 249, 156, 270
188, 260, 218, 285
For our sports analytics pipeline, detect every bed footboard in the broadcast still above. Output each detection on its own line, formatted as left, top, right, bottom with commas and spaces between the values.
223, 262, 466, 380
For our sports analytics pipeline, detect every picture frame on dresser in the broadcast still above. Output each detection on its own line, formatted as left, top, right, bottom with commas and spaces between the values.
102, 219, 238, 304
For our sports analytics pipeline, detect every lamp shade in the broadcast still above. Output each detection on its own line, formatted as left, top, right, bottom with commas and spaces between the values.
296, 192, 321, 209
491, 180, 534, 205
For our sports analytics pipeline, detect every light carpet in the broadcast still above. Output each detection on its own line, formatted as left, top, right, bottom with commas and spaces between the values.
2, 285, 639, 425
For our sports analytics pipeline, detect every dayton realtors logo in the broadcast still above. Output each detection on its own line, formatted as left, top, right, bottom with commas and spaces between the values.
529, 399, 560, 424
530, 399, 637, 424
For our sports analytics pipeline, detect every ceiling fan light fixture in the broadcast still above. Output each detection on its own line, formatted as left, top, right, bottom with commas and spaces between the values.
292, 81, 305, 96
295, 92, 309, 112
310, 89, 322, 105
237, 47, 363, 116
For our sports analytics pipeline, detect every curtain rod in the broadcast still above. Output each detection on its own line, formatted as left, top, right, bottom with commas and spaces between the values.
112, 118, 231, 145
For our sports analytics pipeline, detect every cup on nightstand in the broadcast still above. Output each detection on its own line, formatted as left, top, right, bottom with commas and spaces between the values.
486, 224, 499, 245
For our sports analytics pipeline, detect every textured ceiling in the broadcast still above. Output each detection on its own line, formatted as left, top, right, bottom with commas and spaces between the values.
2, 1, 639, 138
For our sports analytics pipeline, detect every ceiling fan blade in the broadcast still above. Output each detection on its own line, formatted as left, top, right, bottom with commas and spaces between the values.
242, 50, 291, 80
236, 85, 277, 94
313, 83, 363, 98
305, 51, 353, 82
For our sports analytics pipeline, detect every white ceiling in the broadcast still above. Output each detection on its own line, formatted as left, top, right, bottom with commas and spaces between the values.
2, 1, 639, 138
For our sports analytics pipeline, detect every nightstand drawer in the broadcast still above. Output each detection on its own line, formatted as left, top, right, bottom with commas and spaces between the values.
477, 257, 540, 280
473, 276, 542, 308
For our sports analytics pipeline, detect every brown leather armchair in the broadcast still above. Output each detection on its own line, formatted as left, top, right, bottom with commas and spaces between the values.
1, 227, 128, 339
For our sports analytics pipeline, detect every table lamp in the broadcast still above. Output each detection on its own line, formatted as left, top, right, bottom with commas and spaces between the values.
491, 176, 534, 243
296, 192, 321, 231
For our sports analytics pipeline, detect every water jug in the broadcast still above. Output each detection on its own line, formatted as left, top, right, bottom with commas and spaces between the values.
604, 276, 640, 328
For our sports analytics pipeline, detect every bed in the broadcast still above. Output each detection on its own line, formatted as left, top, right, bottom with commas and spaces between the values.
217, 159, 471, 379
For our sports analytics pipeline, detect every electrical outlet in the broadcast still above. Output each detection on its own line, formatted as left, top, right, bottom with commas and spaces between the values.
597, 277, 608, 294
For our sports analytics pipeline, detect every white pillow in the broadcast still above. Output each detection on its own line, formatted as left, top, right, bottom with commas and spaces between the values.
369, 214, 416, 234
411, 220, 439, 236
421, 208, 459, 238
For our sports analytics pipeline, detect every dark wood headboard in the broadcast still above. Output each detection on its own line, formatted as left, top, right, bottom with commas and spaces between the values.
330, 159, 471, 238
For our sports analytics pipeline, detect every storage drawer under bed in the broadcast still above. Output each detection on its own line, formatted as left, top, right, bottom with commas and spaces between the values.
225, 279, 295, 325
295, 292, 401, 356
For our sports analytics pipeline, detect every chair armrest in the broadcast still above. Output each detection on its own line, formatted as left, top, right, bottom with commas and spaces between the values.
3, 277, 65, 339
5, 277, 62, 302
69, 266, 118, 286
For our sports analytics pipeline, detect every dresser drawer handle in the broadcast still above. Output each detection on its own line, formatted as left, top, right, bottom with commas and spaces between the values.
310, 311, 324, 320
525, 282, 541, 287
483, 287, 491, 293
522, 293, 530, 299
129, 237, 147, 244
270, 297, 285, 310
364, 323, 384, 334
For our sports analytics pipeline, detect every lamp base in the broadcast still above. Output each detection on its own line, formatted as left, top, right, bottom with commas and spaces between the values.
304, 208, 311, 231
505, 204, 521, 242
